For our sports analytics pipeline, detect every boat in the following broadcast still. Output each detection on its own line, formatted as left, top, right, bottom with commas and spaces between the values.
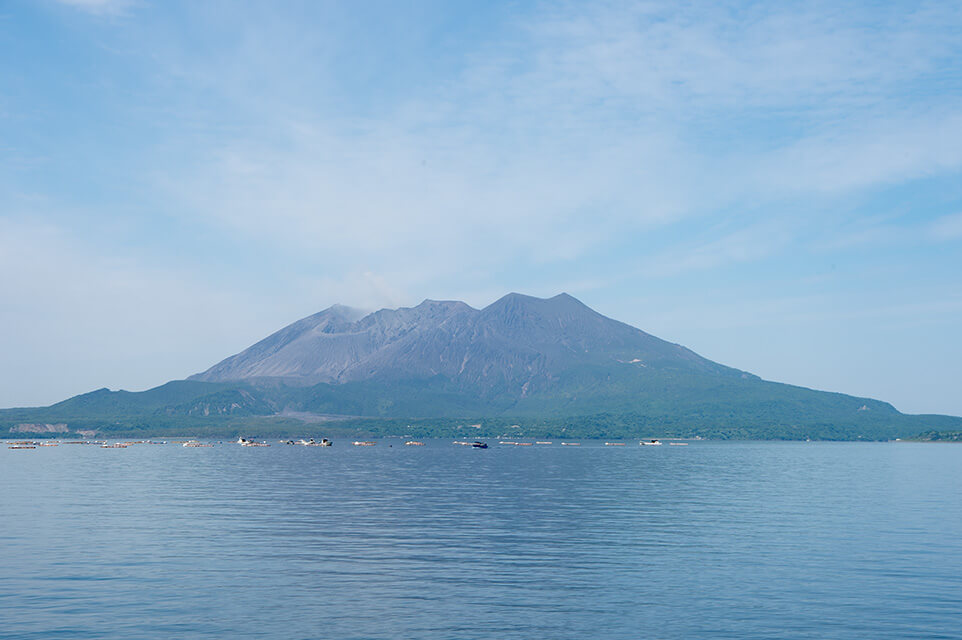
238, 437, 269, 447
352, 441, 376, 446
183, 441, 213, 447
605, 442, 626, 446
561, 442, 580, 446
404, 441, 425, 446
640, 440, 663, 446
306, 438, 332, 447
8, 445, 36, 449
453, 440, 488, 448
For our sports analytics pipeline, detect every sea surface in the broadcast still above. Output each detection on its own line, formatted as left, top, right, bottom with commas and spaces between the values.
1, 439, 961, 639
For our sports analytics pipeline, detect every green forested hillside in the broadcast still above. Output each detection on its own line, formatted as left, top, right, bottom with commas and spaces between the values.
3, 372, 959, 441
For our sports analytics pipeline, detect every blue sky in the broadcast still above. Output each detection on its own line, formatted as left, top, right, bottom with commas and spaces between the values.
1, 0, 961, 414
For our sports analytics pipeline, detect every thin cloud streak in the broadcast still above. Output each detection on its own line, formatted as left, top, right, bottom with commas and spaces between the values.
929, 212, 962, 240
54, 0, 134, 16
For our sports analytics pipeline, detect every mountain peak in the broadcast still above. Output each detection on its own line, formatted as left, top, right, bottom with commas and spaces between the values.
414, 299, 476, 312
319, 304, 368, 320
190, 292, 740, 386
481, 292, 599, 325
551, 292, 583, 304
493, 291, 550, 303
485, 291, 588, 310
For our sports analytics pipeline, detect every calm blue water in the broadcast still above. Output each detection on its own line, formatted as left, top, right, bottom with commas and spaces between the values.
1, 440, 961, 639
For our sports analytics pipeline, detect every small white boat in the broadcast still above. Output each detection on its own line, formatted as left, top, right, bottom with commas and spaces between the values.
640, 440, 663, 446
297, 438, 332, 446
237, 437, 269, 447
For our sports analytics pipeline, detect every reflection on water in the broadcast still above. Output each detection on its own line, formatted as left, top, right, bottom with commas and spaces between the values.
2, 440, 961, 639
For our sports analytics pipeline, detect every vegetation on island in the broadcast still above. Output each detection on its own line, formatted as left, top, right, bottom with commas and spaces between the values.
2, 377, 960, 441
907, 430, 962, 442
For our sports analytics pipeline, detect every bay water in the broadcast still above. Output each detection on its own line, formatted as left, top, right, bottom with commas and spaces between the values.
2, 440, 960, 639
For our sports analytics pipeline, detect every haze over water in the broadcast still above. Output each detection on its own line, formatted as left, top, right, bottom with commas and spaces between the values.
2, 440, 960, 639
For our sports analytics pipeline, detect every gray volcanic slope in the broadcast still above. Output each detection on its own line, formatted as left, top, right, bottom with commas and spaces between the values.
190, 293, 747, 392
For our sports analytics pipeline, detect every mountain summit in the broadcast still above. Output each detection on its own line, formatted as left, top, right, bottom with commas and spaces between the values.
190, 293, 746, 392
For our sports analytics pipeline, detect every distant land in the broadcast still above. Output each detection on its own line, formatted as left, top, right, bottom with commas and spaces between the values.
3, 293, 960, 440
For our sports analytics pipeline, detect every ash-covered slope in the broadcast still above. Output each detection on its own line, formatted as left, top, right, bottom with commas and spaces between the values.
190, 293, 748, 393
189, 300, 476, 384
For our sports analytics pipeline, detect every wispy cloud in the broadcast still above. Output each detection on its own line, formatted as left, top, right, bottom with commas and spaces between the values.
638, 219, 800, 278
54, 0, 133, 16
13, 0, 962, 293
929, 212, 962, 240
132, 0, 962, 285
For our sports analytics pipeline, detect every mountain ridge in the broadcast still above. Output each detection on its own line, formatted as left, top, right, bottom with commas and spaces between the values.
190, 292, 748, 390
3, 292, 959, 440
